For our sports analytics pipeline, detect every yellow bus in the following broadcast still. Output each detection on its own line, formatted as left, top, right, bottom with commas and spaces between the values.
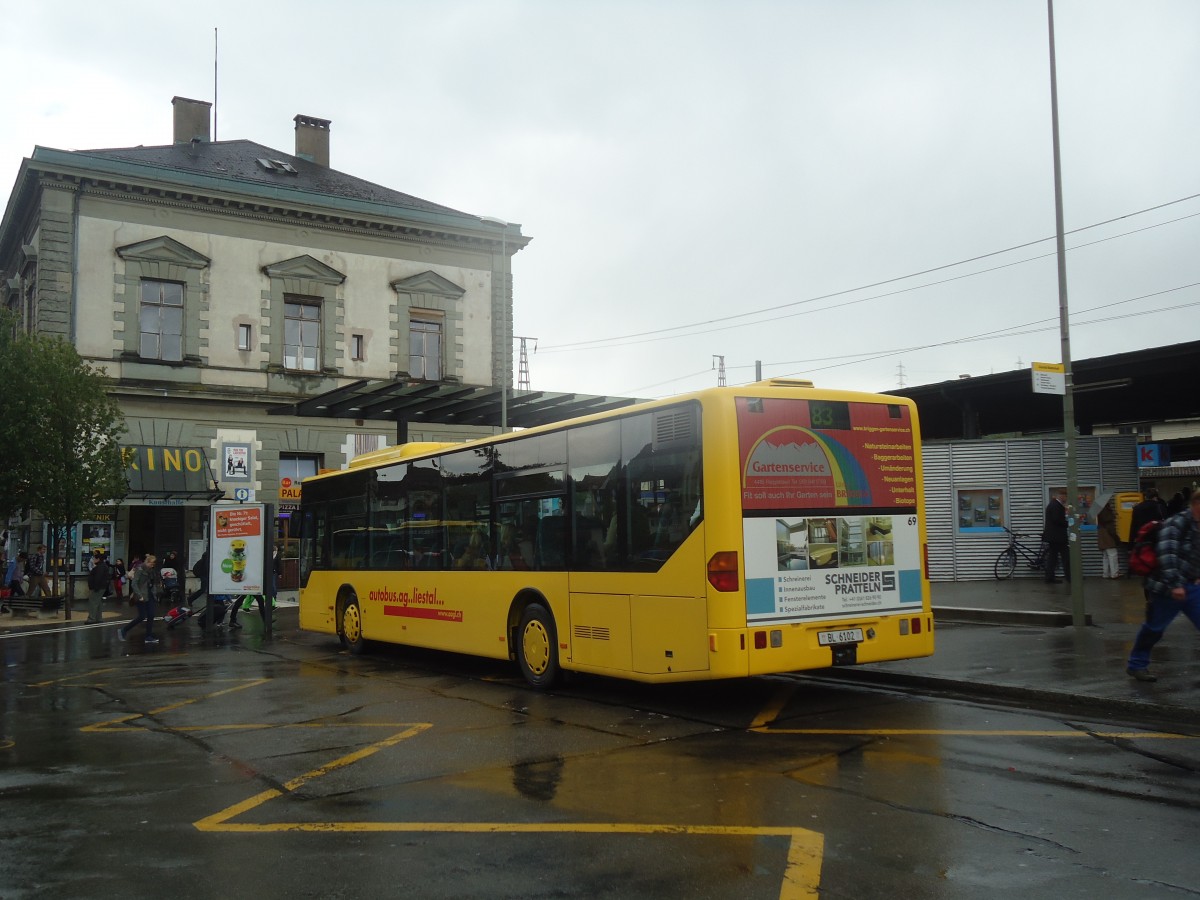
298, 379, 934, 686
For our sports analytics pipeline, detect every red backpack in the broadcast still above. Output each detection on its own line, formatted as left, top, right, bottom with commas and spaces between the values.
1128, 520, 1161, 576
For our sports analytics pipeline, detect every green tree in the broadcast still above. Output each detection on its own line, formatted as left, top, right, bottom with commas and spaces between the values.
0, 313, 127, 606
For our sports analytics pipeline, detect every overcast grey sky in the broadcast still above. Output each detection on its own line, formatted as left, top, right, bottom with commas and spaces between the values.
4, 0, 1198, 399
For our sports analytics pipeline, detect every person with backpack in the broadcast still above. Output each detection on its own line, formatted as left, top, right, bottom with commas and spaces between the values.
85, 550, 112, 624
1126, 490, 1200, 682
1127, 488, 1167, 543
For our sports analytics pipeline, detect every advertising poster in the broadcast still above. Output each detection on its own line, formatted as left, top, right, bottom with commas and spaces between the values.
743, 514, 923, 624
222, 443, 252, 481
81, 522, 112, 554
737, 397, 924, 625
208, 503, 266, 594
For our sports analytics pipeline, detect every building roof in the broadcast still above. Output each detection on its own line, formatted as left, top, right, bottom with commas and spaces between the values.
78, 139, 465, 217
2, 140, 528, 263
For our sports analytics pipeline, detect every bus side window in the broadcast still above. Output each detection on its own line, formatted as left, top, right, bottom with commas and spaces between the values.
537, 515, 566, 570
300, 503, 328, 583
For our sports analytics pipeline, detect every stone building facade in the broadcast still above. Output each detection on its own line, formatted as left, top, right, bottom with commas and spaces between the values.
0, 97, 528, 578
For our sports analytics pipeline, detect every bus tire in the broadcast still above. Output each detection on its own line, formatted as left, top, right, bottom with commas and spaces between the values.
517, 602, 561, 689
993, 549, 1017, 580
340, 595, 366, 655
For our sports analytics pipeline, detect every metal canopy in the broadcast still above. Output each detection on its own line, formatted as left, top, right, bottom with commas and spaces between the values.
266, 380, 643, 434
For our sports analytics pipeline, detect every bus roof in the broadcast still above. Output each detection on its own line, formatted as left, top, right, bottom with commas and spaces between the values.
303, 380, 916, 483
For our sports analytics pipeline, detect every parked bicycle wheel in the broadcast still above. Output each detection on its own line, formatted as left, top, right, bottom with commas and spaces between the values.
994, 548, 1017, 580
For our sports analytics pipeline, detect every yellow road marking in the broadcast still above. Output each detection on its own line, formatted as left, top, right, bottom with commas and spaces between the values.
750, 683, 799, 730
754, 727, 1199, 739
194, 721, 823, 898
73, 672, 824, 897
0, 739, 14, 750
28, 667, 121, 688
82, 678, 270, 732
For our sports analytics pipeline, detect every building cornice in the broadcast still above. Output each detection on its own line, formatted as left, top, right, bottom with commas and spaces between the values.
1, 147, 531, 264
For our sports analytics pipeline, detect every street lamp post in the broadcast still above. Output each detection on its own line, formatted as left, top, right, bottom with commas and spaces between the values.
479, 217, 510, 432
1047, 0, 1085, 626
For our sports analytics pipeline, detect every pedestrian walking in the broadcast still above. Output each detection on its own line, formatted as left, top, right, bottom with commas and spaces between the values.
25, 544, 51, 599
1126, 491, 1200, 682
188, 549, 214, 630
1042, 490, 1070, 583
111, 558, 127, 599
119, 553, 164, 644
1096, 500, 1120, 579
85, 549, 112, 623
5, 551, 26, 601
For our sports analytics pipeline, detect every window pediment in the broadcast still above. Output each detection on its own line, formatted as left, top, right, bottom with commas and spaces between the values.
262, 255, 346, 285
116, 235, 210, 269
390, 270, 465, 299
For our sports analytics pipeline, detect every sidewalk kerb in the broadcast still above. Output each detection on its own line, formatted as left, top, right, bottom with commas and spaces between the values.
804, 667, 1200, 731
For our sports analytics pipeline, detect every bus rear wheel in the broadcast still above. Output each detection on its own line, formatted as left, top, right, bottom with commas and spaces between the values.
340, 595, 365, 655
517, 602, 561, 689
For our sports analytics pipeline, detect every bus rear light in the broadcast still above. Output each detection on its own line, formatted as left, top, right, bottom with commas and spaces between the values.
707, 551, 740, 592
753, 630, 767, 649
770, 630, 782, 648
899, 619, 910, 635
911, 617, 922, 635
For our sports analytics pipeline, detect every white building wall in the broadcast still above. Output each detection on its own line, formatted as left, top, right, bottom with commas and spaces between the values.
75, 212, 493, 384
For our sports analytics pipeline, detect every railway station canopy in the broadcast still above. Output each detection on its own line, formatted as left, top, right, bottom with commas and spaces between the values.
267, 379, 644, 438
889, 340, 1200, 453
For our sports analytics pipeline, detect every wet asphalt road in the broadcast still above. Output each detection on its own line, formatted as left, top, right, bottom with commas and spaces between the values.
2, 610, 1198, 899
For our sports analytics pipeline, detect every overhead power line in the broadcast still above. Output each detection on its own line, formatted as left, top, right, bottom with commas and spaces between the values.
539, 191, 1200, 353
756, 284, 1200, 382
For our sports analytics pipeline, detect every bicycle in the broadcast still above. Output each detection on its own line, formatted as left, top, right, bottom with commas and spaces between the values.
993, 525, 1046, 579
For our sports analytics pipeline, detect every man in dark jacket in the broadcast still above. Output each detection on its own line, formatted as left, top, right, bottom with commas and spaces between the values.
1126, 491, 1200, 681
85, 550, 112, 624
1043, 490, 1070, 583
1128, 488, 1167, 543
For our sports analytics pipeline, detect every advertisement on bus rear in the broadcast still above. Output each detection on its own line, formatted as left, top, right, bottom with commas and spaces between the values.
737, 397, 923, 624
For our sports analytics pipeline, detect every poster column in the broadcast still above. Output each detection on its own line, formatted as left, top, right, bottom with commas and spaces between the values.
207, 503, 267, 595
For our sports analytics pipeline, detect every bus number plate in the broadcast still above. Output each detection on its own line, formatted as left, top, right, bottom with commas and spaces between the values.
818, 628, 863, 646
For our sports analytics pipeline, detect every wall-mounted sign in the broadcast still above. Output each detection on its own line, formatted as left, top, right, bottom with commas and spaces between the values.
280, 476, 302, 502
1137, 444, 1170, 468
121, 446, 220, 498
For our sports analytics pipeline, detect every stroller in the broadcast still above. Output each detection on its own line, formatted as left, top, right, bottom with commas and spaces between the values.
160, 566, 181, 604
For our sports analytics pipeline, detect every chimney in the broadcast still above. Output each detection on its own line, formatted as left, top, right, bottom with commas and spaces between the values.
172, 96, 212, 144
294, 115, 331, 167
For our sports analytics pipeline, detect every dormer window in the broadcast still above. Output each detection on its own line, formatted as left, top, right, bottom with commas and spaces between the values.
256, 158, 298, 175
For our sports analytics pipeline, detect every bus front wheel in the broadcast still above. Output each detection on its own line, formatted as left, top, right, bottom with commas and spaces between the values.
340, 596, 366, 655
517, 603, 561, 689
